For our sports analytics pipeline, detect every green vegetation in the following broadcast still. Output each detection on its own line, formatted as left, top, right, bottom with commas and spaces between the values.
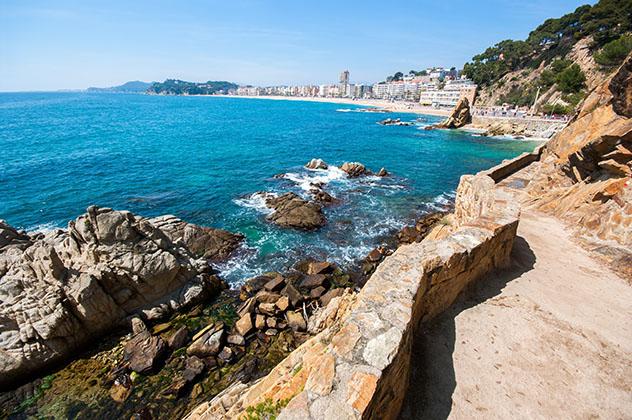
463, 0, 632, 86
594, 34, 632, 67
11, 375, 55, 414
243, 398, 291, 420
556, 64, 586, 93
542, 103, 575, 115
148, 79, 238, 95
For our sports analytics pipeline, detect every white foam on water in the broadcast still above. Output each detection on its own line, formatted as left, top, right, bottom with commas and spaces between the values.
233, 192, 276, 215
336, 108, 353, 112
281, 166, 348, 192
27, 222, 59, 234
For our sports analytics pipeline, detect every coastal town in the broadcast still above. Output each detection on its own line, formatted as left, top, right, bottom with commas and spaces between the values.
234, 68, 478, 110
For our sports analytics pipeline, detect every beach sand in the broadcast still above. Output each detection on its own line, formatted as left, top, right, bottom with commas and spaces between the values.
214, 95, 452, 117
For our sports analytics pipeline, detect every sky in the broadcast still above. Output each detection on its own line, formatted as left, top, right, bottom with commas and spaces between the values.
0, 0, 594, 91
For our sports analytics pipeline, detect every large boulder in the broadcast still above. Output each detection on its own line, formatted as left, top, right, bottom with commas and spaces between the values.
436, 97, 472, 129
0, 206, 241, 389
340, 162, 370, 177
264, 193, 326, 230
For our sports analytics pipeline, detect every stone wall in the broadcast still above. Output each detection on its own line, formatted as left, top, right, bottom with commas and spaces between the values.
185, 163, 523, 419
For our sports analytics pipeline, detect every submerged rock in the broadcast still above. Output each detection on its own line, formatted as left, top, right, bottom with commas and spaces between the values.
0, 206, 240, 388
264, 192, 326, 230
378, 118, 414, 126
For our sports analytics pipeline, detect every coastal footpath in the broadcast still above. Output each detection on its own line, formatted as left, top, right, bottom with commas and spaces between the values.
186, 54, 632, 419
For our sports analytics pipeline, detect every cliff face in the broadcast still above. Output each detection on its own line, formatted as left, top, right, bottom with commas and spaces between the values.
0, 207, 242, 388
523, 54, 632, 269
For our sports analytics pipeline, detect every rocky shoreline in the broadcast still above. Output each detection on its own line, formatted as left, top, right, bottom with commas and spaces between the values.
0, 161, 449, 419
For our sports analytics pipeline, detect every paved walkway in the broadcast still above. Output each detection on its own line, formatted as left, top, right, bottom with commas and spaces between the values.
400, 208, 632, 419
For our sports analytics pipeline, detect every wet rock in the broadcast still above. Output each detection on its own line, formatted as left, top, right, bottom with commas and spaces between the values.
265, 193, 326, 230
124, 331, 167, 373
305, 158, 328, 170
378, 118, 414, 126
306, 260, 335, 275
240, 276, 270, 299
227, 334, 246, 346
167, 326, 189, 350
397, 212, 446, 245
311, 189, 338, 205
377, 167, 389, 177
187, 326, 224, 357
183, 356, 205, 382
301, 274, 327, 289
285, 311, 307, 332
341, 162, 370, 177
235, 313, 254, 336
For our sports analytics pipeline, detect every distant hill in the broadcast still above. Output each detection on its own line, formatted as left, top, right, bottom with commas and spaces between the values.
464, 0, 632, 114
147, 79, 238, 95
87, 81, 153, 93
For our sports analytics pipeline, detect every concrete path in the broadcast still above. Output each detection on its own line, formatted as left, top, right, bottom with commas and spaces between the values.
400, 209, 632, 419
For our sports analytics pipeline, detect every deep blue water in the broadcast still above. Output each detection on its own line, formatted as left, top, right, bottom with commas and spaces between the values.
0, 93, 538, 283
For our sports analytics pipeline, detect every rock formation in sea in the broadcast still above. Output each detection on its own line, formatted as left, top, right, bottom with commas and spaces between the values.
305, 158, 328, 170
435, 97, 472, 129
0, 206, 242, 388
264, 192, 327, 230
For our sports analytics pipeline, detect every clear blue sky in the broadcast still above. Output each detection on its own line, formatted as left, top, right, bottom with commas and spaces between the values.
1, 0, 593, 91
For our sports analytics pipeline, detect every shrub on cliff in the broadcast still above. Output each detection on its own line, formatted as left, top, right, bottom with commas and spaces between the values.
595, 34, 632, 67
556, 64, 586, 93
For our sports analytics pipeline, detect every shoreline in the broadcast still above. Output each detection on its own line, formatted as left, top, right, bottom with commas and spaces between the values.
212, 94, 453, 117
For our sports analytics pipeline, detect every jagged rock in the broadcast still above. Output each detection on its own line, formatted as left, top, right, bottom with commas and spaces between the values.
266, 317, 278, 329
124, 331, 167, 373
305, 260, 334, 275
131, 317, 148, 335
237, 297, 256, 316
167, 326, 189, 350
305, 158, 328, 170
609, 54, 632, 117
149, 215, 243, 261
377, 168, 389, 177
285, 311, 307, 332
283, 284, 303, 307
240, 275, 270, 300
311, 189, 338, 205
0, 206, 238, 388
255, 291, 282, 304
341, 162, 370, 177
235, 313, 253, 336
436, 97, 472, 129
187, 326, 224, 357
264, 193, 326, 230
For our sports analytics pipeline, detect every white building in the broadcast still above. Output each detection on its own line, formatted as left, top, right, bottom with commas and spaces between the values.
419, 78, 477, 108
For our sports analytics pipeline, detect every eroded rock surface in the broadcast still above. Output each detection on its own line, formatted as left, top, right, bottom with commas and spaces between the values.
0, 206, 242, 388
436, 97, 472, 129
264, 193, 326, 230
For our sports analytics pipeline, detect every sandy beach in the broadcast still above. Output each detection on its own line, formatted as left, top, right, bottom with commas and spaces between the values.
214, 95, 452, 117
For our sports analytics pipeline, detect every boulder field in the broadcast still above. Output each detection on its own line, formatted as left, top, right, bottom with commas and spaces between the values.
0, 206, 242, 389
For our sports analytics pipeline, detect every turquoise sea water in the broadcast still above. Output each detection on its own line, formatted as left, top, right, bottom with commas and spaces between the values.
0, 93, 538, 283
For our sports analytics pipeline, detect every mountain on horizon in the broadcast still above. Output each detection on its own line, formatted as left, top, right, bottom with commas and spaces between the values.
86, 81, 153, 93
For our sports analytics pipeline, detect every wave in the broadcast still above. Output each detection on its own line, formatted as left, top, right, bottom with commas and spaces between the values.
26, 222, 60, 234
233, 192, 276, 214
280, 165, 348, 192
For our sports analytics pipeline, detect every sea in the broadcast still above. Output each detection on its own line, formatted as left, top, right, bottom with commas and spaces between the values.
0, 92, 539, 284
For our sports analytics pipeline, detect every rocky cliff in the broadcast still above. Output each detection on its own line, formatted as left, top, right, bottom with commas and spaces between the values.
0, 206, 242, 388
522, 53, 632, 277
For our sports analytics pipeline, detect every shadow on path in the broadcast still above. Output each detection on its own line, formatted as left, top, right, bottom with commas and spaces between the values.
398, 235, 536, 419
